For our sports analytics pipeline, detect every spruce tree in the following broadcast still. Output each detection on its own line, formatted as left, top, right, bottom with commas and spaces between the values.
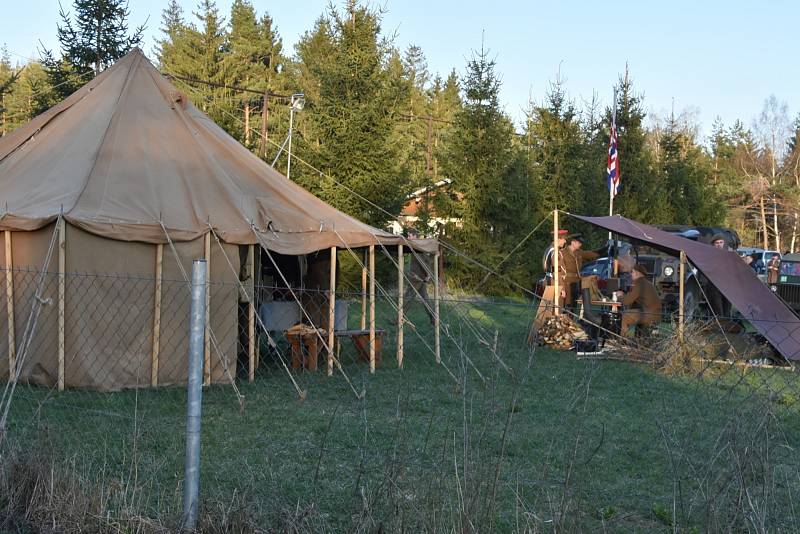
40, 0, 144, 100
294, 1, 411, 228
439, 44, 530, 292
609, 67, 659, 222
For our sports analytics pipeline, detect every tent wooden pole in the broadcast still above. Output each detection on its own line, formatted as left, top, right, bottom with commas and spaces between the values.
361, 250, 367, 330
203, 232, 211, 386
151, 244, 163, 387
397, 244, 404, 369
327, 246, 336, 376
248, 244, 256, 382
369, 245, 376, 373
57, 219, 65, 391
679, 250, 686, 343
4, 231, 15, 379
434, 250, 441, 364
553, 210, 560, 316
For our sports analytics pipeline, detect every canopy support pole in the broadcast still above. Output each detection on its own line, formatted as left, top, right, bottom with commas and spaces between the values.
361, 250, 367, 330
679, 251, 686, 343
397, 244, 404, 369
248, 244, 256, 382
151, 244, 163, 387
553, 209, 560, 316
327, 246, 337, 376
5, 231, 15, 380
57, 219, 65, 391
434, 250, 441, 364
203, 232, 211, 386
369, 245, 376, 373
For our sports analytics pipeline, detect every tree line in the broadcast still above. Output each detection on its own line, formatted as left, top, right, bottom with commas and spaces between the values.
1, 0, 799, 293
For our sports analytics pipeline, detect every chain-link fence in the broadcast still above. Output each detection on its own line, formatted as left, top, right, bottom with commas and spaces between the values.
0, 265, 799, 531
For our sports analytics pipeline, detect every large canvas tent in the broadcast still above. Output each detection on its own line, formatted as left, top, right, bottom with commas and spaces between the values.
0, 49, 429, 389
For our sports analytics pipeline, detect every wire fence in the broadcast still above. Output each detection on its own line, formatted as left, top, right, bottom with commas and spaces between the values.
0, 266, 799, 531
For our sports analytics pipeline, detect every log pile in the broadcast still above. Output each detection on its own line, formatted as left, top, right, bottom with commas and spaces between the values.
537, 315, 585, 350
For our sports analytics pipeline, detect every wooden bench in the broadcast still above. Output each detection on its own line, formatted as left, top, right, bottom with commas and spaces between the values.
335, 329, 386, 366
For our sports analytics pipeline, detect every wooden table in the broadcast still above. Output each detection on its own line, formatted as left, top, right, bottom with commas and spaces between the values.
591, 300, 622, 311
335, 329, 386, 366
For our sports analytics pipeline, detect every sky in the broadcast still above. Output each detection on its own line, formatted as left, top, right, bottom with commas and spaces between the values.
2, 0, 798, 140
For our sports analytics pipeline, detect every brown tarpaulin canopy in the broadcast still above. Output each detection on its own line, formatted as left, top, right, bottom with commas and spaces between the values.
0, 48, 435, 255
572, 214, 800, 362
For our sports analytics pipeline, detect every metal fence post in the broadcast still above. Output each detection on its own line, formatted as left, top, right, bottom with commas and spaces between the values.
182, 259, 207, 531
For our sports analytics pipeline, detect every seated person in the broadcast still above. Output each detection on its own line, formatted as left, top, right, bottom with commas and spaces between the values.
614, 264, 661, 336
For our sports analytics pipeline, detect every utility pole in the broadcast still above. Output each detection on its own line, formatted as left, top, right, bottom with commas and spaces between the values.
260, 91, 269, 158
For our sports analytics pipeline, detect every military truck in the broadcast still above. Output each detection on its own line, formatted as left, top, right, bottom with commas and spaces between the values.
769, 253, 800, 315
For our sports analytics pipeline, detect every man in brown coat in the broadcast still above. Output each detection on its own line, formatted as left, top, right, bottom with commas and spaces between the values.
616, 264, 661, 336
767, 254, 781, 284
561, 234, 598, 307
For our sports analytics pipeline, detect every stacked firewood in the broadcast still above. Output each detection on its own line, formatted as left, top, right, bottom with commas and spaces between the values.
537, 315, 584, 350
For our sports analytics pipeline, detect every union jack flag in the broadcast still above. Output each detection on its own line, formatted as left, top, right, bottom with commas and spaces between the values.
607, 121, 620, 198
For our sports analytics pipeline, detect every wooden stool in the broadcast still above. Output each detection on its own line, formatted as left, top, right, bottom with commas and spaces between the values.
284, 326, 327, 371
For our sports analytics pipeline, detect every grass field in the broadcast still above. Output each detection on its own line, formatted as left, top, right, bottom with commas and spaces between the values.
3, 296, 800, 532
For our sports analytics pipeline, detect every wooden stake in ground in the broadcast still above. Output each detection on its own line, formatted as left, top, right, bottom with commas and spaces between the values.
4, 231, 15, 379
679, 250, 686, 344
369, 245, 376, 373
553, 209, 560, 316
248, 244, 255, 382
327, 246, 337, 376
434, 250, 441, 364
57, 219, 65, 391
203, 232, 211, 386
151, 244, 163, 387
397, 244, 404, 369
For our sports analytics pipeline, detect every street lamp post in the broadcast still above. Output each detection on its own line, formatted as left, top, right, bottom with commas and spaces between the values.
286, 93, 305, 181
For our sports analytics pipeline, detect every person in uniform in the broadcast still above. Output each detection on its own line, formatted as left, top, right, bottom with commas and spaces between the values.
542, 229, 569, 286
704, 234, 732, 318
767, 254, 781, 284
561, 234, 598, 309
615, 264, 662, 336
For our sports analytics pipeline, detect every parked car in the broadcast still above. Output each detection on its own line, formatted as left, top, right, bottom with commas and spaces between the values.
769, 253, 800, 314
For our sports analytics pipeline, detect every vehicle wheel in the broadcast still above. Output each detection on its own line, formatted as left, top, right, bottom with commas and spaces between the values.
681, 286, 700, 322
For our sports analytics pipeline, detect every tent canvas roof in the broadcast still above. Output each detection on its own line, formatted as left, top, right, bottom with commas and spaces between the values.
0, 49, 433, 255
573, 214, 800, 362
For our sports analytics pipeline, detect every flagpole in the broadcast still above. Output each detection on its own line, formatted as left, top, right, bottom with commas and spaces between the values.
608, 85, 617, 241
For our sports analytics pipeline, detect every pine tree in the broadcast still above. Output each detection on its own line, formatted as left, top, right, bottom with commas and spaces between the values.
0, 48, 21, 136
609, 67, 659, 222
658, 114, 722, 225
57, 0, 145, 75
40, 0, 144, 100
156, 0, 185, 71
438, 43, 530, 292
523, 77, 585, 214
294, 1, 411, 228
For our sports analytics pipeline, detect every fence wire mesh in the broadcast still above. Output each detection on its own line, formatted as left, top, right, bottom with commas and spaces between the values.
0, 265, 798, 532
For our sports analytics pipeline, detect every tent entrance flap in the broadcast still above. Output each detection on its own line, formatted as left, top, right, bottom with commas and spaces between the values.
570, 214, 800, 362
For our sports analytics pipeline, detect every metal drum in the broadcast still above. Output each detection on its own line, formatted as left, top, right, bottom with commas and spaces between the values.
600, 311, 622, 338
